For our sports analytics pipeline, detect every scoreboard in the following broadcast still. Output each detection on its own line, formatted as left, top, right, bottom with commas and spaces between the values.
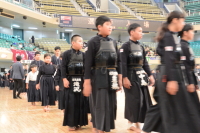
59, 15, 163, 32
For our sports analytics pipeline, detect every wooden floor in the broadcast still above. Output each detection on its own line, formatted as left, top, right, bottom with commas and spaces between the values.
0, 87, 158, 133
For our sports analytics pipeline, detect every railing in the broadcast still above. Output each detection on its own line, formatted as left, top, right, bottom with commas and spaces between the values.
120, 0, 151, 4
187, 9, 200, 16
81, 4, 94, 13
39, 0, 73, 8
184, 0, 200, 5
2, 0, 54, 18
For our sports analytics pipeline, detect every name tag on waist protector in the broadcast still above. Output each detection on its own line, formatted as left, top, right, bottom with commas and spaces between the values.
72, 76, 82, 93
136, 70, 149, 86
108, 69, 119, 90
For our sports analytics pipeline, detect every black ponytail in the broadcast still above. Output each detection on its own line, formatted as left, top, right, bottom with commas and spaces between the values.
156, 11, 185, 41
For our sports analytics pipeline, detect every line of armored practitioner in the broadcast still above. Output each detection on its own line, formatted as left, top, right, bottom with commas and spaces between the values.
21, 11, 200, 133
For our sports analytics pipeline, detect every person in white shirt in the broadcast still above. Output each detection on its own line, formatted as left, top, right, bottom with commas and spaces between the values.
26, 64, 41, 106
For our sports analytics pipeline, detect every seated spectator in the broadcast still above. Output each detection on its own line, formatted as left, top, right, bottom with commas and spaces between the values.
10, 45, 15, 49
33, 48, 37, 52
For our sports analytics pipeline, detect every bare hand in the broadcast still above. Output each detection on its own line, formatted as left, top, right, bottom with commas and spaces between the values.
36, 84, 40, 90
83, 81, 92, 97
149, 75, 155, 86
63, 78, 70, 88
187, 84, 195, 93
166, 81, 178, 95
26, 85, 28, 89
123, 77, 132, 89
55, 86, 59, 91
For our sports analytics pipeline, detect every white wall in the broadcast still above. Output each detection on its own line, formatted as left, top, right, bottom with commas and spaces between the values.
108, 0, 120, 13
24, 30, 59, 41
0, 61, 13, 74
71, 30, 154, 43
0, 25, 155, 43
0, 26, 13, 35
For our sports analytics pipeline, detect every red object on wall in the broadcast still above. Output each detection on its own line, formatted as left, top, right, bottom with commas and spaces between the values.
11, 49, 28, 62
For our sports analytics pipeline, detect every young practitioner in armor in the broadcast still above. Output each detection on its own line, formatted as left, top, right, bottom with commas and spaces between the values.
54, 53, 65, 111
83, 16, 122, 133
179, 24, 200, 113
36, 54, 56, 112
120, 23, 155, 133
149, 11, 200, 133
62, 35, 88, 131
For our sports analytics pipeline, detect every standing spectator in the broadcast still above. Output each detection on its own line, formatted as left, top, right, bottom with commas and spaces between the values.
31, 36, 35, 44
11, 56, 24, 99
33, 48, 37, 52
22, 64, 28, 93
0, 74, 2, 87
51, 46, 62, 66
10, 45, 14, 49
29, 52, 44, 71
8, 66, 14, 90
2, 73, 7, 88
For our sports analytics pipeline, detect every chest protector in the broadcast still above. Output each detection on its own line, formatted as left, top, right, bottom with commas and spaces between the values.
173, 34, 189, 86
68, 50, 84, 75
128, 41, 144, 66
95, 40, 117, 68
173, 34, 184, 63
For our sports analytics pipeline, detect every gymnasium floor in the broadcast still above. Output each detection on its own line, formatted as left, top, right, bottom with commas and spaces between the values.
0, 87, 157, 133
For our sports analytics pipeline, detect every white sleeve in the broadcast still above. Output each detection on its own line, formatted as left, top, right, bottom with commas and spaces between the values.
26, 73, 30, 83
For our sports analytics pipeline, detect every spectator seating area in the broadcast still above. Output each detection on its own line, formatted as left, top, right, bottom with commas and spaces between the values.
35, 38, 71, 53
4, 0, 34, 10
0, 33, 47, 54
143, 41, 200, 57
34, 0, 81, 16
76, 0, 138, 19
190, 42, 200, 57
120, 0, 166, 21
184, 0, 200, 24
143, 42, 157, 50
4, 0, 165, 21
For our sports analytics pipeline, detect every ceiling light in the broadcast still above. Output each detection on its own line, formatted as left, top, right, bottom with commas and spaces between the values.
12, 24, 20, 27
65, 29, 73, 32
28, 27, 37, 29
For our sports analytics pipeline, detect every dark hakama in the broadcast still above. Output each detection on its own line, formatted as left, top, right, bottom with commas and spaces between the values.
27, 81, 41, 102
120, 40, 152, 123
63, 77, 88, 127
142, 71, 162, 132
84, 35, 121, 132
124, 83, 151, 123
22, 70, 28, 92
40, 76, 55, 106
57, 80, 65, 110
62, 48, 88, 127
158, 65, 200, 133
22, 80, 26, 92
36, 63, 56, 106
55, 64, 65, 110
154, 32, 200, 133
90, 69, 117, 132
9, 81, 14, 90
